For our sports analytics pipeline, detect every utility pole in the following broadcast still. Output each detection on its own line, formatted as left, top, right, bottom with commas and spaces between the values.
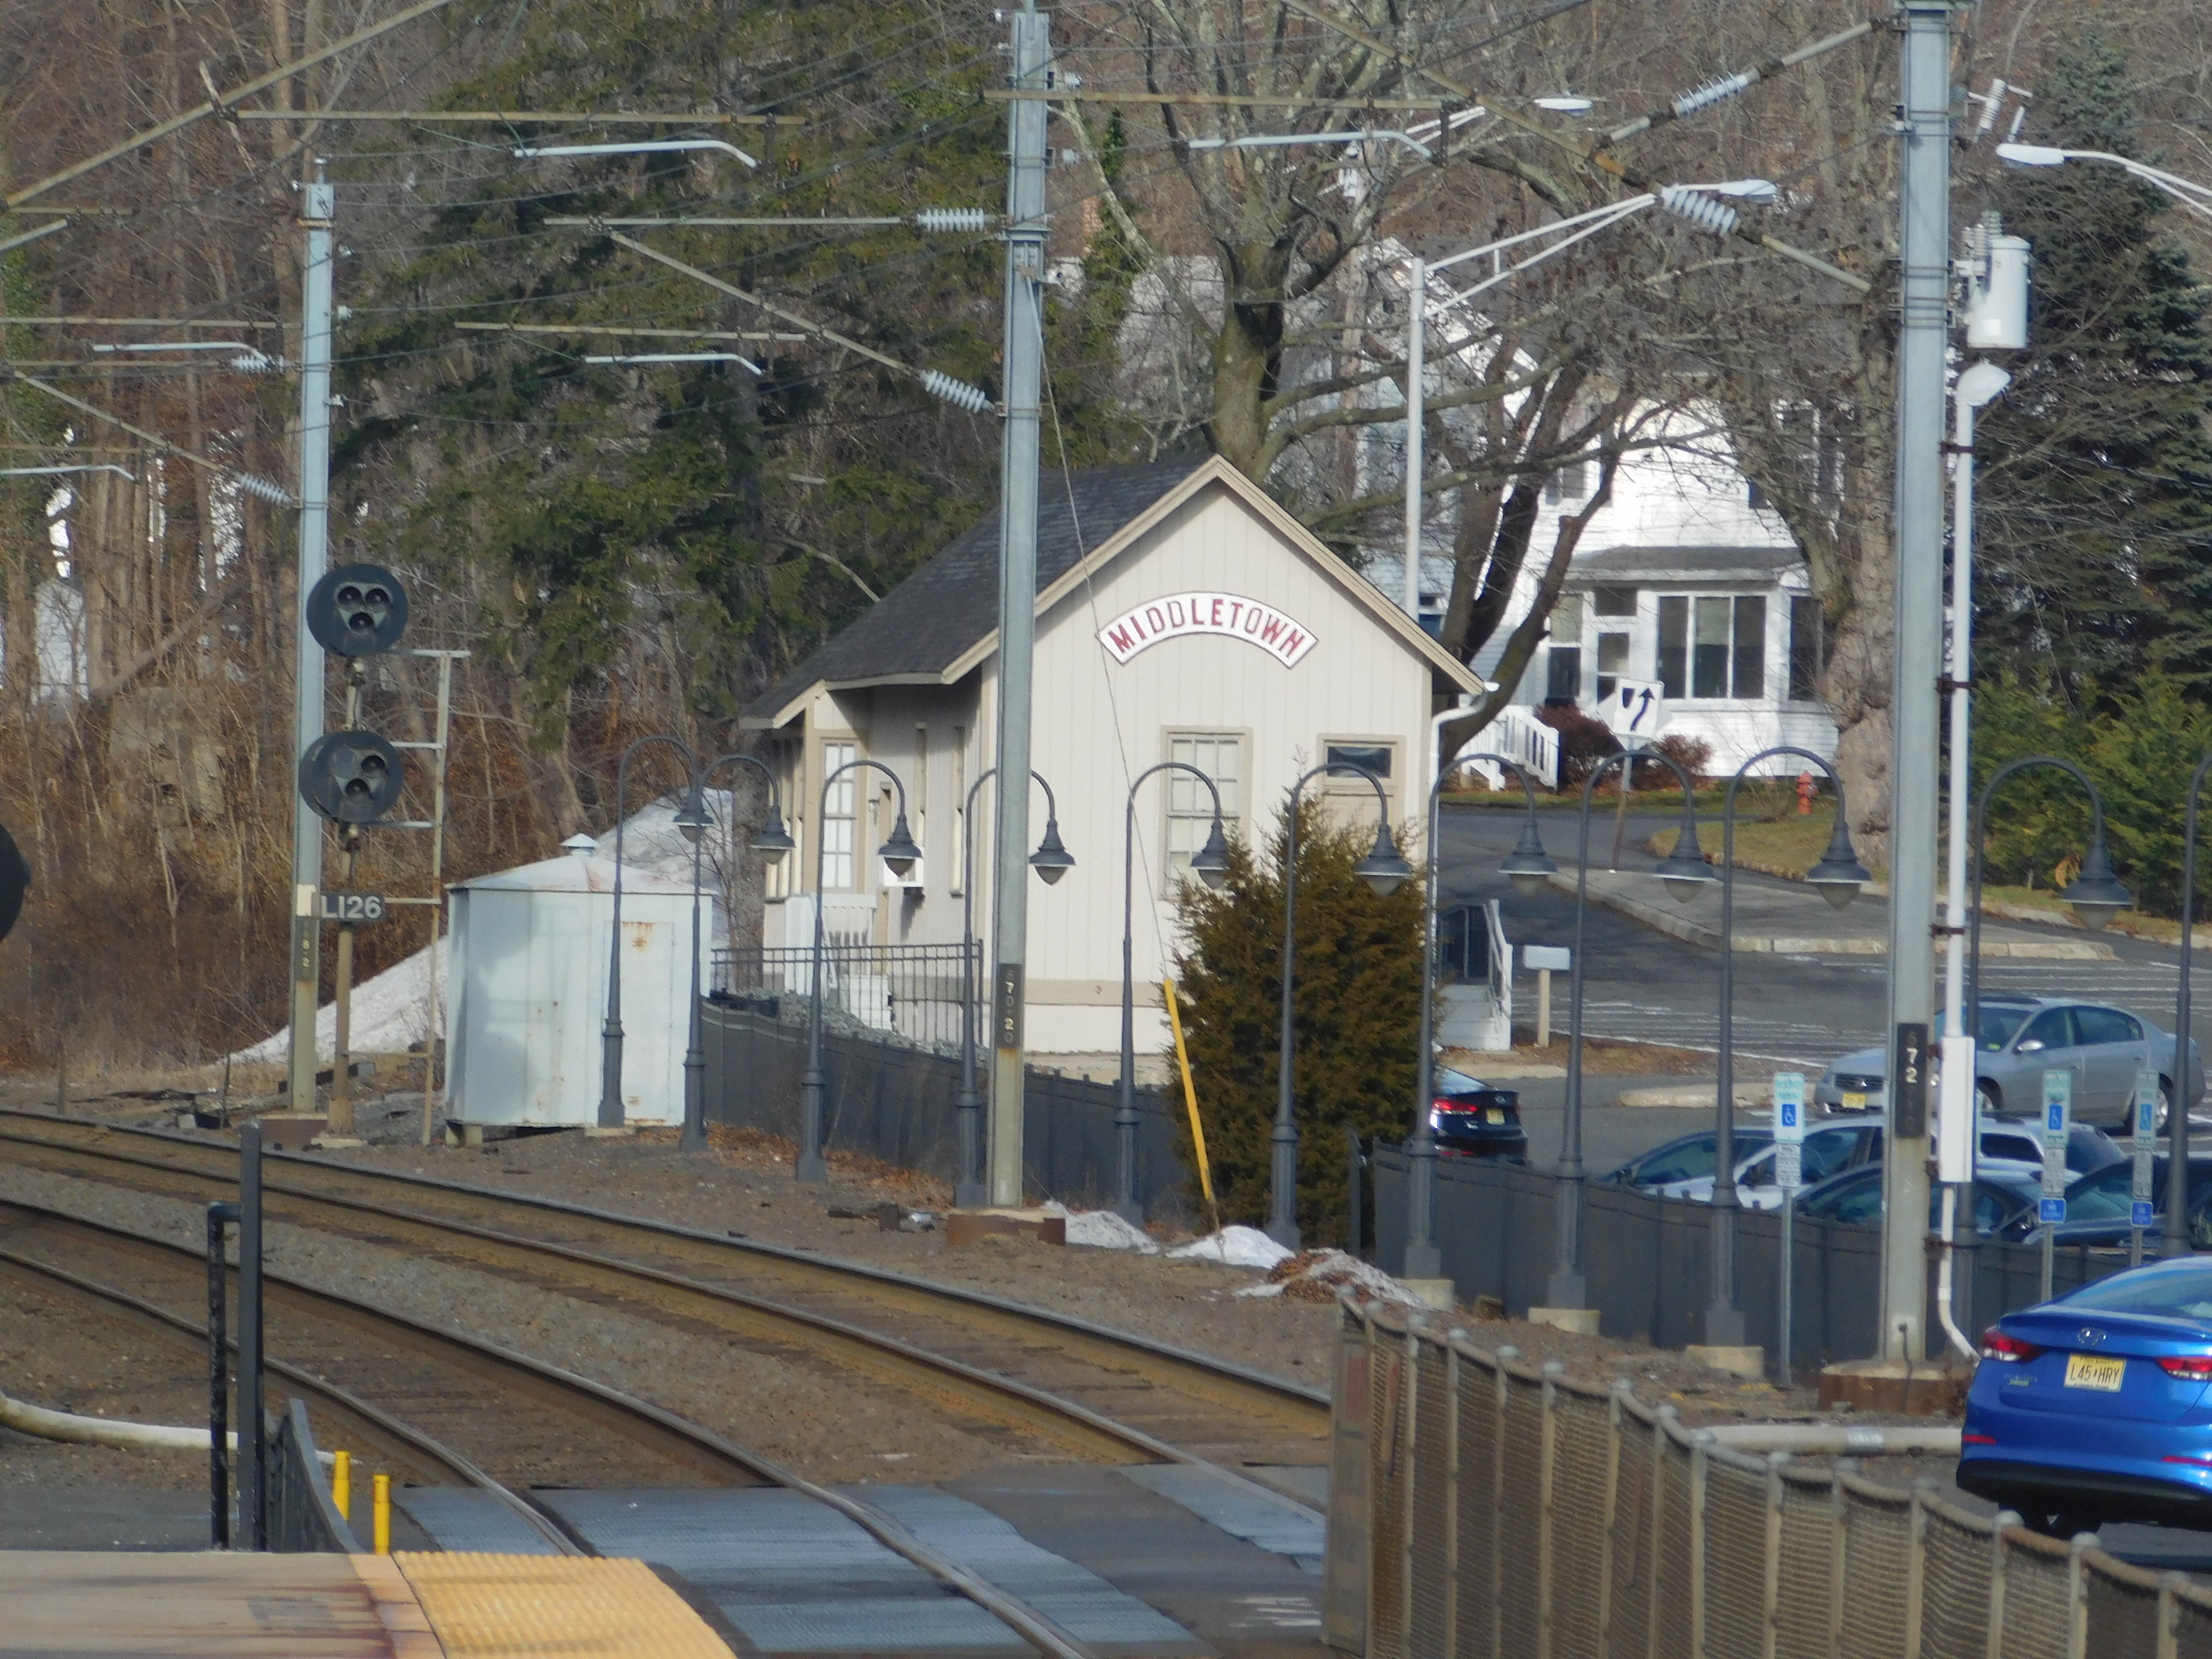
986, 1, 1050, 1208
1877, 1, 1952, 1365
1402, 256, 1424, 618
286, 165, 335, 1116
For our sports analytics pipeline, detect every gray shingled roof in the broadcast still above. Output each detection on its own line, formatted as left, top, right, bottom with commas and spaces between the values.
745, 457, 1209, 721
1568, 544, 1802, 578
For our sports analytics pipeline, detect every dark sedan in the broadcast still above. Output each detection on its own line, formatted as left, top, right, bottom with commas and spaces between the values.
1793, 1164, 2042, 1235
1430, 1069, 1525, 1161
2000, 1155, 2212, 1249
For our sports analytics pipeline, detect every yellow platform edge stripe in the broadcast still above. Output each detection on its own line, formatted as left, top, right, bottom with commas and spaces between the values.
379, 1551, 730, 1659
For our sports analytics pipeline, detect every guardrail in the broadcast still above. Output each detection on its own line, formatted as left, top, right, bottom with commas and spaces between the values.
1323, 1295, 2212, 1656
266, 1398, 361, 1553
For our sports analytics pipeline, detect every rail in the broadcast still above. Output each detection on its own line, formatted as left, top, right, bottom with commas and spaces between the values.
1457, 706, 1561, 791
710, 940, 977, 1052
1324, 1293, 2212, 1656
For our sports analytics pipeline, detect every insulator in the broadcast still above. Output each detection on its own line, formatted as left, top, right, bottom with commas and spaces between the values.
922, 369, 993, 414
914, 207, 990, 233
1657, 185, 1739, 238
1671, 72, 1755, 119
236, 471, 296, 505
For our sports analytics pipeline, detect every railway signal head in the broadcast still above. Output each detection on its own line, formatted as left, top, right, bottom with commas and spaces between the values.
307, 563, 409, 656
0, 818, 26, 942
299, 730, 406, 824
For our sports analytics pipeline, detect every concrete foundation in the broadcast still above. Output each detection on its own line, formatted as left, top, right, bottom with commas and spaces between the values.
1527, 1307, 1600, 1336
1687, 1344, 1767, 1379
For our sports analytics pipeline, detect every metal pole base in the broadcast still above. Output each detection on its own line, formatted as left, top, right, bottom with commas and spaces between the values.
1265, 1124, 1301, 1251
954, 1092, 985, 1209
598, 1025, 626, 1130
796, 1066, 829, 1185
1405, 1240, 1443, 1280
1545, 1269, 1587, 1310
1699, 1302, 1748, 1347
679, 1049, 707, 1153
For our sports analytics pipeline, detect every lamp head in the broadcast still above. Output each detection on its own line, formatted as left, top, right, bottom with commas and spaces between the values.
1190, 819, 1233, 891
749, 807, 796, 864
879, 812, 923, 878
1651, 820, 1716, 904
2061, 834, 2131, 932
1996, 142, 2070, 168
673, 785, 712, 845
1029, 818, 1075, 886
1534, 95, 1594, 114
1805, 817, 1872, 912
1356, 821, 1415, 898
1499, 818, 1558, 900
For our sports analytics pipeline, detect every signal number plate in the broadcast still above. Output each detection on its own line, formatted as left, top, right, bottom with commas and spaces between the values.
2065, 1354, 2126, 1392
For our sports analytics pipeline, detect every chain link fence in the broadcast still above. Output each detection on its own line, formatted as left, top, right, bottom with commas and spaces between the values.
1323, 1295, 2212, 1656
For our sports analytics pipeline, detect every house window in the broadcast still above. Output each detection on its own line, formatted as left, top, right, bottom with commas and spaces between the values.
1325, 742, 1393, 782
1544, 461, 1588, 505
1593, 585, 1637, 618
950, 727, 967, 895
1546, 593, 1584, 701
1167, 732, 1242, 876
820, 738, 858, 889
1657, 595, 1767, 700
1596, 632, 1631, 701
1789, 596, 1826, 701
765, 740, 798, 898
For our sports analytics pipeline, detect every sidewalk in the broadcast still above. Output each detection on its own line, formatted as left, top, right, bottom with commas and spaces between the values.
1549, 866, 2117, 960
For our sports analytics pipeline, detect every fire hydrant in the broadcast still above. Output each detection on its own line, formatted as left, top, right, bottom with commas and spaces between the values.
1797, 771, 1815, 815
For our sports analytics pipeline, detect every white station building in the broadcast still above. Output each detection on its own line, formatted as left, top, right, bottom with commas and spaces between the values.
742, 455, 1481, 1058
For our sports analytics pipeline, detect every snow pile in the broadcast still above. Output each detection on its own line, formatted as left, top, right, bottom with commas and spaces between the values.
1166, 1225, 1295, 1270
232, 938, 446, 1064
1061, 1209, 1160, 1253
1234, 1249, 1431, 1307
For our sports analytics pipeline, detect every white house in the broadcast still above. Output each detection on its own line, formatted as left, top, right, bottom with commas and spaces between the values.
741, 455, 1480, 1058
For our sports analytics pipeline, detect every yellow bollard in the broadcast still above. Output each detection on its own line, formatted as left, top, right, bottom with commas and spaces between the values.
373, 1473, 391, 1555
331, 1450, 350, 1523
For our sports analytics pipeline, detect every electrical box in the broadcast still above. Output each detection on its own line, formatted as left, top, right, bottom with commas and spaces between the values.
1961, 215, 2031, 349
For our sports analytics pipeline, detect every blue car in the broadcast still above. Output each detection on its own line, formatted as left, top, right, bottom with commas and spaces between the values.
1960, 1259, 2212, 1533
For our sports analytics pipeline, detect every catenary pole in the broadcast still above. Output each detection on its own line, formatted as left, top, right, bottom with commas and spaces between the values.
1879, 0, 1953, 1362
286, 167, 335, 1116
1402, 255, 1424, 618
986, 1, 1050, 1207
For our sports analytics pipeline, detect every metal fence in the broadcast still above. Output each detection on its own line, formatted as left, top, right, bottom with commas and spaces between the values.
1368, 1146, 2133, 1371
1324, 1295, 2212, 1657
711, 940, 977, 1054
267, 1397, 361, 1553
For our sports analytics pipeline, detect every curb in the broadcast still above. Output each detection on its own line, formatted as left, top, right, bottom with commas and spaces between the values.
1548, 872, 2117, 961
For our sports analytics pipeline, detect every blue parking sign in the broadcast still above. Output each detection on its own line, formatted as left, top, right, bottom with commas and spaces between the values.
2040, 1198, 2066, 1223
2134, 1201, 2156, 1228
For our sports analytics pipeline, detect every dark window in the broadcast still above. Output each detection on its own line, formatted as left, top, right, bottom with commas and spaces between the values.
1326, 743, 1392, 780
1732, 595, 1767, 700
1799, 1130, 1864, 1183
1596, 632, 1630, 700
1546, 648, 1582, 700
1693, 597, 1731, 697
1789, 596, 1826, 701
1635, 1136, 1718, 1185
1593, 585, 1637, 617
1657, 597, 1687, 698
1545, 461, 1588, 504
1749, 479, 1771, 511
2017, 1008, 2076, 1052
2073, 1006, 2139, 1047
1808, 1172, 1883, 1225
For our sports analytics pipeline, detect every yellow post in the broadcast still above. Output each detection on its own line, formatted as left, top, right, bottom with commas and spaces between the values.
1163, 978, 1222, 1236
373, 1473, 391, 1555
331, 1449, 350, 1522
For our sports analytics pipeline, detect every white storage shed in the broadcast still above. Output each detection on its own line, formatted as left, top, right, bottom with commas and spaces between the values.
444, 848, 710, 1128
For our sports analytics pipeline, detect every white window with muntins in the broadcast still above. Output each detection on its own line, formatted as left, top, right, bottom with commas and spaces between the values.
820, 738, 858, 889
1657, 594, 1767, 701
1166, 732, 1243, 876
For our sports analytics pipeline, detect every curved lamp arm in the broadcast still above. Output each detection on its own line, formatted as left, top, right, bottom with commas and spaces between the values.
698, 751, 795, 855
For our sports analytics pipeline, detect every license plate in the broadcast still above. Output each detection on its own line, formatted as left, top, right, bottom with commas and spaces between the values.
1485, 1108, 1504, 1124
2065, 1354, 2126, 1392
1842, 1091, 1866, 1112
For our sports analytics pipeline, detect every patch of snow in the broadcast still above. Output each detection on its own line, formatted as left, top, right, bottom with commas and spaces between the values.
1063, 1209, 1161, 1253
1234, 1247, 1428, 1308
232, 939, 446, 1065
1166, 1226, 1295, 1270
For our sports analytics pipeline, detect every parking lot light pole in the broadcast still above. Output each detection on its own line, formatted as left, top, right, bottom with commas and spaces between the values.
1712, 749, 1868, 1352
954, 768, 1078, 1208
1556, 752, 1713, 1310
799, 760, 921, 1184
680, 755, 793, 1152
1269, 764, 1412, 1251
601, 734, 698, 1130
1407, 753, 1554, 1280
1118, 764, 1230, 1225
2170, 756, 2212, 1259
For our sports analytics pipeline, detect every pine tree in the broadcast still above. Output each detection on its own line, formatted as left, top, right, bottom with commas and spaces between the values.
1975, 31, 2212, 700
1168, 799, 1424, 1246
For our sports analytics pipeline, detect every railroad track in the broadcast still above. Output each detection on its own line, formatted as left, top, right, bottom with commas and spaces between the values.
0, 1191, 1154, 1659
0, 1111, 1331, 1504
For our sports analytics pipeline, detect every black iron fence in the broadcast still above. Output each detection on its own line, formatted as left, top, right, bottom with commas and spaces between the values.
1368, 1144, 2132, 1369
711, 941, 977, 1055
267, 1398, 361, 1553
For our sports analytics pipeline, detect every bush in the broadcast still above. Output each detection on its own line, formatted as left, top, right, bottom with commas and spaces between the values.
1167, 798, 1425, 1246
1635, 731, 1713, 790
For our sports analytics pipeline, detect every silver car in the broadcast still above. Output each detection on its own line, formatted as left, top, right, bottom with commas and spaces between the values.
1815, 992, 2204, 1126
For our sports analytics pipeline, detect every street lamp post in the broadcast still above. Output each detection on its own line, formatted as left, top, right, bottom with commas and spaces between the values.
1713, 749, 1869, 1360
678, 754, 794, 1153
1997, 143, 2212, 223
798, 759, 922, 1184
1268, 763, 1414, 1251
1406, 753, 1556, 1280
1960, 756, 2131, 1324
953, 768, 1075, 1209
1556, 751, 1715, 1310
2170, 757, 2212, 1260
1118, 764, 1232, 1225
600, 734, 703, 1130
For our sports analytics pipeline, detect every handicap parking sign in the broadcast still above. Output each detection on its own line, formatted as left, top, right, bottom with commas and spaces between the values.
2040, 1198, 2066, 1223
2134, 1201, 2157, 1228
